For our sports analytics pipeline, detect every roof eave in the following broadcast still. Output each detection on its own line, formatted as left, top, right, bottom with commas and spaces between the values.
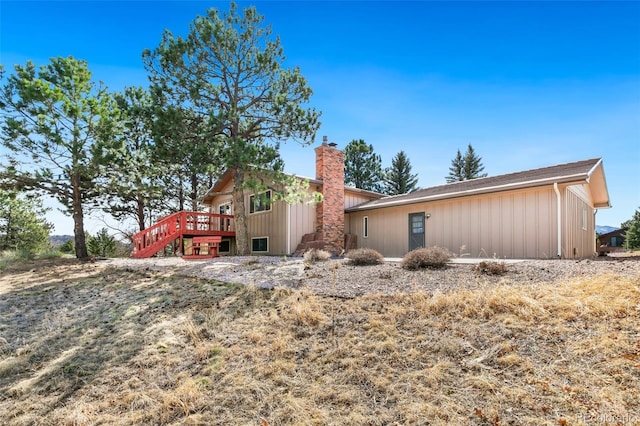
346, 174, 589, 212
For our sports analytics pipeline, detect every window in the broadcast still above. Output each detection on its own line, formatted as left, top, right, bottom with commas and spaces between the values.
219, 202, 232, 215
363, 216, 369, 238
219, 240, 230, 253
251, 237, 269, 253
249, 190, 272, 214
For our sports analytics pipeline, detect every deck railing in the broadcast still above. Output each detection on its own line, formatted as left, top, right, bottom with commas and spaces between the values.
131, 211, 235, 258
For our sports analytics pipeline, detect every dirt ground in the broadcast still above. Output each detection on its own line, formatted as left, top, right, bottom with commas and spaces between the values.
0, 255, 638, 425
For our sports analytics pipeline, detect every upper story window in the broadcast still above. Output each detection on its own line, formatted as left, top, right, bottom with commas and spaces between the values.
249, 190, 272, 214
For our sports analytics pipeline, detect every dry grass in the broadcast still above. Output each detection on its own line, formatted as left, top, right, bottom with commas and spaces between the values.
0, 259, 638, 425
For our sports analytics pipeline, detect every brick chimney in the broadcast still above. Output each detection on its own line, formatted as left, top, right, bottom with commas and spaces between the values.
315, 137, 345, 255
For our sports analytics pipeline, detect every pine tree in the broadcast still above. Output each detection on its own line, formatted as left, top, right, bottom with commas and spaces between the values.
463, 144, 487, 180
0, 57, 122, 259
446, 149, 465, 183
143, 4, 320, 255
384, 151, 418, 195
0, 189, 53, 255
446, 144, 487, 182
622, 208, 640, 249
344, 139, 384, 192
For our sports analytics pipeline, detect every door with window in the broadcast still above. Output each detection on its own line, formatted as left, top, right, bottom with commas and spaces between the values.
219, 202, 233, 231
408, 213, 425, 251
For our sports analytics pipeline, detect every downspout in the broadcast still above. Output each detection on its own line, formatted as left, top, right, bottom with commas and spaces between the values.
286, 203, 291, 255
553, 183, 562, 258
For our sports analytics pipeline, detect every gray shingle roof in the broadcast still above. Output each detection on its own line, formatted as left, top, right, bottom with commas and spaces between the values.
347, 158, 604, 212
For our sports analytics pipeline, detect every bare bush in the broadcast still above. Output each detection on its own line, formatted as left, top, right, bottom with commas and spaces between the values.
475, 260, 508, 275
303, 248, 331, 263
401, 247, 452, 270
346, 248, 384, 266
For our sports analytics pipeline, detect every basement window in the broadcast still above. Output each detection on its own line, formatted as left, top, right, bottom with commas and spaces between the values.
249, 190, 272, 214
363, 216, 369, 238
251, 237, 269, 253
218, 240, 230, 253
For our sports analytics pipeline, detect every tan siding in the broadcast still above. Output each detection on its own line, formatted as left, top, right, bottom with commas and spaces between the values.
564, 186, 595, 258
344, 190, 380, 209
349, 186, 558, 259
207, 179, 234, 214
246, 193, 287, 255
288, 202, 317, 255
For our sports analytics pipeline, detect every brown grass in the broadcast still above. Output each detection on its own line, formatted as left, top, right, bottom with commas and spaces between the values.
0, 259, 638, 425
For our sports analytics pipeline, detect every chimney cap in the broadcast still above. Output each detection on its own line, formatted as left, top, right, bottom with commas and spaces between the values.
322, 135, 328, 145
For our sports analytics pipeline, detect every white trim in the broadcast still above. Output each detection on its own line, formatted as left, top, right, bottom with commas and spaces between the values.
554, 182, 562, 258
251, 236, 269, 253
585, 158, 603, 179
286, 204, 291, 254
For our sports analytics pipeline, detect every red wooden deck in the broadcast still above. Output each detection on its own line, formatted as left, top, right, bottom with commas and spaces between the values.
131, 211, 235, 259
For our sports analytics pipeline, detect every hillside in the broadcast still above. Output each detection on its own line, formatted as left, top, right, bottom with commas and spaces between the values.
48, 235, 74, 247
596, 225, 621, 235
0, 257, 638, 425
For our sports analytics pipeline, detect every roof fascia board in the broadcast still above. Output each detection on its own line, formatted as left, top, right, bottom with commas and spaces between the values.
347, 174, 588, 212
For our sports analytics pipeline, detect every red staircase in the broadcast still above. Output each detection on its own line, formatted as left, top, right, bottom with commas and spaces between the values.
131, 211, 235, 259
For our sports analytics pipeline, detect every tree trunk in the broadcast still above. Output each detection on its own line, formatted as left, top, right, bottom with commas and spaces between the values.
178, 176, 184, 212
136, 195, 146, 231
72, 175, 88, 259
190, 172, 198, 211
232, 167, 250, 255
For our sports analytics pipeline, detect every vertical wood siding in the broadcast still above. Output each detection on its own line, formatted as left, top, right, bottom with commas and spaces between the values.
348, 186, 559, 259
344, 191, 378, 209
564, 185, 596, 258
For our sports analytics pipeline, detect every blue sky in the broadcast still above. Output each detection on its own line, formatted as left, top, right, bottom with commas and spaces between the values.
1, 1, 639, 235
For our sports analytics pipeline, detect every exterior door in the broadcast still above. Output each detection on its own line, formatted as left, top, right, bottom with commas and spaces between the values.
219, 202, 233, 231
408, 212, 425, 251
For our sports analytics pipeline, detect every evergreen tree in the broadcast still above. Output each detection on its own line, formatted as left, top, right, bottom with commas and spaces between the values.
622, 207, 640, 249
143, 4, 320, 255
87, 228, 116, 258
384, 151, 418, 195
100, 86, 167, 232
0, 189, 53, 255
446, 144, 487, 182
0, 57, 122, 258
446, 149, 465, 183
344, 139, 384, 192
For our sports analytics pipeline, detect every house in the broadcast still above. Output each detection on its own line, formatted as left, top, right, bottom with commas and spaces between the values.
597, 229, 625, 256
202, 142, 610, 259
346, 157, 610, 259
201, 142, 384, 256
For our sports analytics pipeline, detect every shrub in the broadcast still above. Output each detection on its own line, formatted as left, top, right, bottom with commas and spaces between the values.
303, 248, 332, 263
87, 228, 116, 258
346, 248, 384, 266
474, 260, 508, 275
59, 239, 75, 254
402, 247, 452, 270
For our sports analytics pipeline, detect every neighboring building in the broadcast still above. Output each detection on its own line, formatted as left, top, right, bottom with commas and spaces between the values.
597, 229, 625, 256
203, 142, 611, 259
